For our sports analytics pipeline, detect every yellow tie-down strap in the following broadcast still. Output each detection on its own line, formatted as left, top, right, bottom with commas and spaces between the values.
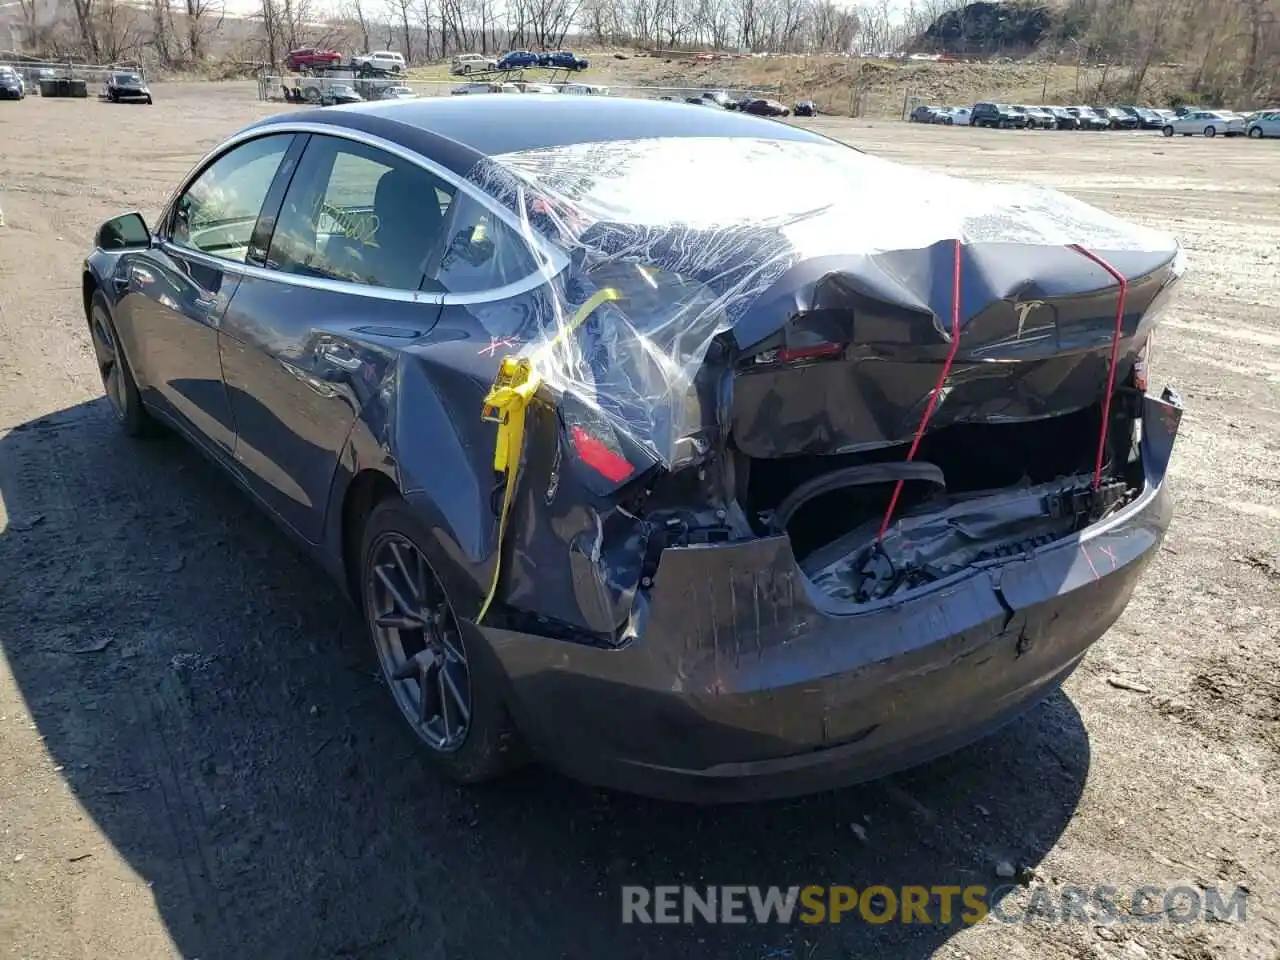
476, 288, 621, 623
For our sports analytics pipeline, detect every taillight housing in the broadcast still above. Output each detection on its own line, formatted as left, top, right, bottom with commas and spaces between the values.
1133, 335, 1151, 393
558, 395, 651, 497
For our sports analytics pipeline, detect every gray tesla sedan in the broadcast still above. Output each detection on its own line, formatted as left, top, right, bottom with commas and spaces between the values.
82, 95, 1185, 802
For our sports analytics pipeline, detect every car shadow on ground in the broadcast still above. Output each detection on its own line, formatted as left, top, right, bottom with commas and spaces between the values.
0, 399, 1091, 960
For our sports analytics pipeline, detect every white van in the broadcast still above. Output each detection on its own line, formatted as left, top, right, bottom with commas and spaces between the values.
355, 51, 405, 74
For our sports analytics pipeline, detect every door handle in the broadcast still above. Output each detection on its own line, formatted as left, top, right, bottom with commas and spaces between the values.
317, 342, 362, 372
112, 266, 152, 294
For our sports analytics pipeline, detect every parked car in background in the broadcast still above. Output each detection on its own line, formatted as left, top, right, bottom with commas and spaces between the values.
1017, 105, 1055, 129
286, 48, 344, 73
104, 70, 152, 104
353, 51, 405, 75
1246, 110, 1280, 138
1096, 106, 1138, 130
1133, 108, 1165, 129
497, 50, 540, 70
322, 83, 363, 105
450, 53, 498, 75
0, 65, 24, 100
521, 83, 558, 94
1068, 106, 1111, 130
909, 104, 938, 123
793, 99, 817, 117
452, 81, 520, 95
971, 102, 1026, 128
381, 86, 418, 99
741, 97, 790, 117
538, 51, 589, 70
1162, 109, 1244, 137
1046, 106, 1078, 129
559, 82, 609, 95
940, 106, 972, 125
700, 90, 736, 109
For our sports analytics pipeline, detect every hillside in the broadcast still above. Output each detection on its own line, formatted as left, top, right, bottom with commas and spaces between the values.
518, 52, 1200, 115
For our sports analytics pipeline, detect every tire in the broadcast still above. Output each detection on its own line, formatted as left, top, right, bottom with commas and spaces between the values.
145, 94, 152, 105
998, 118, 1009, 129
1249, 127, 1263, 138
87, 289, 159, 437
359, 497, 522, 783
1162, 125, 1174, 137
463, 64, 471, 75
1204, 125, 1216, 137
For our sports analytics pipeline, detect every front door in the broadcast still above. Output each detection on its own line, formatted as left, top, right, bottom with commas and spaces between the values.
218, 133, 453, 542
114, 132, 296, 454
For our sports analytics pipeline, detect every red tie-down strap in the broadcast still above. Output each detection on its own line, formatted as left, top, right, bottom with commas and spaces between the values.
1067, 244, 1129, 490
877, 238, 964, 541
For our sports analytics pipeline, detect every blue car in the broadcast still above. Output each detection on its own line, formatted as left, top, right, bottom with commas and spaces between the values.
538, 50, 588, 71
497, 50, 540, 70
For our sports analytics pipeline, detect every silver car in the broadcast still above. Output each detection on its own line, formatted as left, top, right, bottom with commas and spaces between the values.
1246, 110, 1280, 138
1162, 110, 1244, 138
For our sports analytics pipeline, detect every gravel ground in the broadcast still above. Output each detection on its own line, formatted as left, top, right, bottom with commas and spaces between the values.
0, 83, 1277, 960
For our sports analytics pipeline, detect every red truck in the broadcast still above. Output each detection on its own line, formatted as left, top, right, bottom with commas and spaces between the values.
286, 48, 344, 73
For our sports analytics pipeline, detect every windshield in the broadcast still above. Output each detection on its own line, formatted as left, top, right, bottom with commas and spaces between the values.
115, 73, 142, 82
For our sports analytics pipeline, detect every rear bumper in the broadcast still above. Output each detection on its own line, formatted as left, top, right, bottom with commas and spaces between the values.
474, 394, 1181, 802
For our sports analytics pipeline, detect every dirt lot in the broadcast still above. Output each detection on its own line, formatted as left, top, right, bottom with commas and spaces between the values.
0, 83, 1277, 960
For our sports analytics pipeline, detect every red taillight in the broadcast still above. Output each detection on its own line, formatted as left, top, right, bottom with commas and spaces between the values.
1133, 336, 1150, 393
571, 425, 634, 483
778, 342, 845, 363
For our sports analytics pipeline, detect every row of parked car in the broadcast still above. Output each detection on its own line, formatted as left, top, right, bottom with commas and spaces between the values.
912, 101, 1280, 138
451, 50, 590, 74
652, 90, 818, 116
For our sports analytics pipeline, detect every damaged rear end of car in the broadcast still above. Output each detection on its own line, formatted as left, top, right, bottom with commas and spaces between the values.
460, 135, 1185, 801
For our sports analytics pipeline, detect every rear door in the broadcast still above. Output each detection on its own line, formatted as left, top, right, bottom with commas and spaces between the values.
217, 132, 454, 542
113, 132, 296, 455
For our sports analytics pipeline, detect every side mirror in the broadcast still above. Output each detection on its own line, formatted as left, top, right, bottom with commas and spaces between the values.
96, 212, 151, 250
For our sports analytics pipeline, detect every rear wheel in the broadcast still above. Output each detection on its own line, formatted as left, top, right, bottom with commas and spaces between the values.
87, 290, 158, 437
1204, 125, 1216, 137
360, 498, 521, 783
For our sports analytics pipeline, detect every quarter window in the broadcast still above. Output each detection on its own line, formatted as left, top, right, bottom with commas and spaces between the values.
429, 191, 540, 295
267, 135, 453, 290
170, 134, 293, 263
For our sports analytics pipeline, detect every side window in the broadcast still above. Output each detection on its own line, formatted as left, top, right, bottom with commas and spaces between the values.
170, 134, 293, 263
430, 191, 539, 295
267, 135, 454, 290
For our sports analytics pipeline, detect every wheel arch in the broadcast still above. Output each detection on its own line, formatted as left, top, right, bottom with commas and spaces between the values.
82, 269, 98, 319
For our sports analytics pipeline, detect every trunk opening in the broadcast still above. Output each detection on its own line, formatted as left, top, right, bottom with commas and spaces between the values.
736, 401, 1139, 605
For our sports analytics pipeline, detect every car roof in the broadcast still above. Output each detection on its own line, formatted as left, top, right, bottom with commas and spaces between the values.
253, 95, 830, 164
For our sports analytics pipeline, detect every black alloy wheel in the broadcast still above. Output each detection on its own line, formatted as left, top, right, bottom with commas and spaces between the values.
88, 290, 156, 436
367, 531, 472, 752
359, 499, 521, 781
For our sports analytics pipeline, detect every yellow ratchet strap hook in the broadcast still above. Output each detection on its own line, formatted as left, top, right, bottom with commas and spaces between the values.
475, 287, 621, 623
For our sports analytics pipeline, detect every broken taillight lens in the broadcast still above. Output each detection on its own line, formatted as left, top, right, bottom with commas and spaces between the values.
570, 424, 634, 484
1133, 335, 1150, 393
751, 341, 846, 366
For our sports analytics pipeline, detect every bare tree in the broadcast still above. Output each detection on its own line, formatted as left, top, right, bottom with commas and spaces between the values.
386, 0, 413, 59
345, 0, 372, 51
70, 0, 101, 59
183, 0, 224, 61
